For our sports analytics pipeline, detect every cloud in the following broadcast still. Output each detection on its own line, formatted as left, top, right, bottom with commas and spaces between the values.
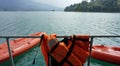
32, 0, 82, 8
0, 0, 82, 8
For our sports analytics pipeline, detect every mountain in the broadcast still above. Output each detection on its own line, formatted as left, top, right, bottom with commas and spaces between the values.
64, 0, 120, 12
0, 0, 63, 11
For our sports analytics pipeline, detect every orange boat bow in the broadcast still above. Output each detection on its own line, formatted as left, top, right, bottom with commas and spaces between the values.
0, 32, 44, 62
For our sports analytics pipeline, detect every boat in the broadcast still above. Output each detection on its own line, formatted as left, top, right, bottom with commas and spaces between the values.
0, 32, 44, 62
91, 45, 120, 64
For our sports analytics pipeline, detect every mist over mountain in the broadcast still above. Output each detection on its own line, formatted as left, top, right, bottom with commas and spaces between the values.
0, 0, 63, 11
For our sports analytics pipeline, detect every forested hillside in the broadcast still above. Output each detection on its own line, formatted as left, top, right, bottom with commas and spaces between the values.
65, 0, 120, 12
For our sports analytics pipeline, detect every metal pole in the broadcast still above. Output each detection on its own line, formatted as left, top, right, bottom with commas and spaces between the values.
32, 34, 44, 64
49, 53, 52, 66
0, 35, 120, 38
0, 36, 44, 38
87, 37, 94, 66
6, 37, 14, 66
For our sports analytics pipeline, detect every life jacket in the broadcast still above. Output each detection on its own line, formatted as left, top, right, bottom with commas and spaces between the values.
40, 33, 90, 66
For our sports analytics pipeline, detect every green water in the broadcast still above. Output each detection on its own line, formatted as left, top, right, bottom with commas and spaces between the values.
0, 11, 120, 66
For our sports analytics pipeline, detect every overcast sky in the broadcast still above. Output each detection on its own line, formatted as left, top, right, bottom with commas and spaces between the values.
32, 0, 84, 8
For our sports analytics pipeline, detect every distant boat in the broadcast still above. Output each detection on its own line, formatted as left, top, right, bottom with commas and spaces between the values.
51, 9, 55, 11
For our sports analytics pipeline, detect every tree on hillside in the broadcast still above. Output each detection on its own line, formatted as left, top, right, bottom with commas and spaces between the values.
64, 0, 120, 12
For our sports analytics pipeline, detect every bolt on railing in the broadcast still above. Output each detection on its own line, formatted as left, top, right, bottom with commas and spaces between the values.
0, 35, 120, 66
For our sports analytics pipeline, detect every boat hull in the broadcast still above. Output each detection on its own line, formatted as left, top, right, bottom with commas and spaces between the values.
0, 32, 44, 62
92, 45, 120, 64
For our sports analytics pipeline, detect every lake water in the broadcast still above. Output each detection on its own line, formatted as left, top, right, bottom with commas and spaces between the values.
0, 11, 120, 66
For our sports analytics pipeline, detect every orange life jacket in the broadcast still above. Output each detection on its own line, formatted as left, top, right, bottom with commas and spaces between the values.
40, 33, 90, 66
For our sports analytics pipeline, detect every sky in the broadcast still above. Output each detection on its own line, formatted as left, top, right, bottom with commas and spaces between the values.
32, 0, 83, 8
